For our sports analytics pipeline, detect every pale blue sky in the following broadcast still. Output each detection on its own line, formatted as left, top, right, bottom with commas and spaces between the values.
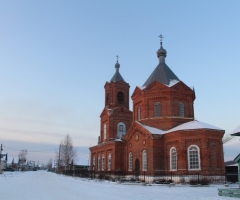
0, 1, 240, 164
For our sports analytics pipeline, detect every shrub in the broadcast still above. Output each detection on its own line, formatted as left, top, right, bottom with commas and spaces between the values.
200, 177, 210, 185
189, 178, 199, 185
180, 177, 186, 184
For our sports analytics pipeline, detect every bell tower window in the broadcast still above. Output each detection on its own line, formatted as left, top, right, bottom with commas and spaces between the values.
117, 91, 124, 104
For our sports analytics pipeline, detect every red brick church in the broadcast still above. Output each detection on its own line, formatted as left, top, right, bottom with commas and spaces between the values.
90, 37, 225, 182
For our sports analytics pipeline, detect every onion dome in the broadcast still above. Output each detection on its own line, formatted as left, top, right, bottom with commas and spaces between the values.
156, 42, 167, 58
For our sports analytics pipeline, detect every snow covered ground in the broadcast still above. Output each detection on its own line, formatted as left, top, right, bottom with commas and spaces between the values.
0, 171, 238, 200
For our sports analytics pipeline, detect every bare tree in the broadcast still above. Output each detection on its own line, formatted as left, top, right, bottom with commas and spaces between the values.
47, 158, 53, 171
18, 149, 27, 169
222, 134, 233, 144
59, 134, 77, 170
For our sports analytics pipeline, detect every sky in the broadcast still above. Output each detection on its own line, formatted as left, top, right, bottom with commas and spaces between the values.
0, 0, 240, 164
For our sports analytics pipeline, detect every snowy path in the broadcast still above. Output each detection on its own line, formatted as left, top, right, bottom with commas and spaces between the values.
0, 171, 238, 200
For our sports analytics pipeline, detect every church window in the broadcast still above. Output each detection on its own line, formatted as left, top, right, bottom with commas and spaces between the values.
178, 102, 184, 117
128, 152, 133, 171
108, 153, 111, 170
102, 154, 105, 171
103, 124, 106, 140
92, 156, 96, 170
170, 147, 177, 171
117, 122, 126, 139
138, 106, 141, 121
117, 91, 124, 104
154, 102, 161, 117
142, 150, 147, 171
98, 155, 100, 171
188, 145, 200, 170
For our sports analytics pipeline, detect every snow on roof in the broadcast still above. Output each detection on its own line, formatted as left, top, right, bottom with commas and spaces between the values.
165, 120, 223, 134
137, 122, 164, 135
230, 124, 240, 136
114, 139, 123, 142
165, 79, 179, 87
138, 80, 179, 90
137, 120, 223, 135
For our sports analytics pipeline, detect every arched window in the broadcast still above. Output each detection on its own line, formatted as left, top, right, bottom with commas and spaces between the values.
102, 154, 105, 171
117, 91, 124, 104
154, 102, 161, 117
142, 150, 147, 171
93, 156, 96, 170
98, 155, 100, 171
188, 145, 200, 170
117, 122, 126, 139
128, 152, 132, 171
170, 147, 177, 171
178, 102, 184, 117
103, 124, 106, 140
138, 106, 141, 121
108, 153, 111, 170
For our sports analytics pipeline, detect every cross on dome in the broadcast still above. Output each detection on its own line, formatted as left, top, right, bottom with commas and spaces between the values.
158, 34, 164, 42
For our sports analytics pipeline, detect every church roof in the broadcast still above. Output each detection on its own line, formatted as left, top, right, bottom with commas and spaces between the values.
137, 120, 223, 135
230, 124, 240, 136
110, 60, 125, 82
142, 63, 180, 87
110, 70, 124, 82
136, 121, 165, 134
142, 39, 180, 87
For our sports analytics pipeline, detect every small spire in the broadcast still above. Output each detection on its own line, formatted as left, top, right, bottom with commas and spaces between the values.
115, 55, 120, 70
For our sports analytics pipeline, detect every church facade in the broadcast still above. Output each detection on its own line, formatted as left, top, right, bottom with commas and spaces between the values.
89, 39, 225, 182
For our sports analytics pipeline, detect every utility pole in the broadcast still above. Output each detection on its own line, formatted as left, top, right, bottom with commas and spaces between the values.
58, 144, 61, 173
0, 144, 3, 174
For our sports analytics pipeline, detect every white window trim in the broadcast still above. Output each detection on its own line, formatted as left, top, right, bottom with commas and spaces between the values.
188, 145, 201, 171
108, 153, 111, 171
117, 122, 126, 139
98, 155, 100, 171
142, 150, 147, 171
103, 124, 106, 140
170, 147, 177, 171
102, 154, 105, 171
128, 152, 132, 171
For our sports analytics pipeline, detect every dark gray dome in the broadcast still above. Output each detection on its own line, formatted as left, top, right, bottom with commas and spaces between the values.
110, 61, 125, 82
143, 42, 179, 87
